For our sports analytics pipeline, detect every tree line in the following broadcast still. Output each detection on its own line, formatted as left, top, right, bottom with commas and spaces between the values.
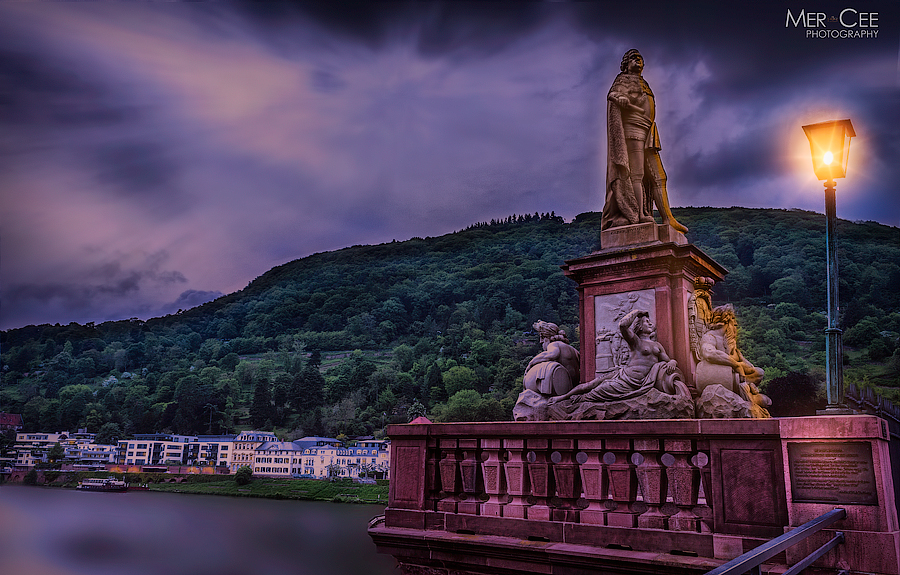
1, 207, 897, 442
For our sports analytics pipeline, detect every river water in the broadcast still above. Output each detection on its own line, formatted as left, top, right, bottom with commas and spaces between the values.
0, 485, 397, 575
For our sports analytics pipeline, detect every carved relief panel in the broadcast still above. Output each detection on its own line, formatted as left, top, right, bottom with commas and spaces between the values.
593, 289, 655, 376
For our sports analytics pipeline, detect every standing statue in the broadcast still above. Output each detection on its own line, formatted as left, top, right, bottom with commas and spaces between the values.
603, 49, 688, 234
547, 310, 691, 420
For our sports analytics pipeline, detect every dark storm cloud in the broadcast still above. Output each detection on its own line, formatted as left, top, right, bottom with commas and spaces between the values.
2, 251, 190, 327
0, 30, 190, 218
0, 48, 126, 131
158, 290, 225, 316
94, 142, 175, 191
90, 140, 192, 218
237, 0, 553, 57
675, 126, 778, 190
0, 1, 897, 330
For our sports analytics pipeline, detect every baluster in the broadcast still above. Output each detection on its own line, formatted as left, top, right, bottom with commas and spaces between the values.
664, 439, 700, 532
425, 437, 440, 511
437, 439, 459, 513
577, 438, 607, 525
526, 438, 552, 521
633, 438, 667, 530
551, 439, 580, 523
693, 440, 713, 533
458, 438, 480, 515
605, 438, 639, 528
480, 438, 505, 517
503, 438, 530, 519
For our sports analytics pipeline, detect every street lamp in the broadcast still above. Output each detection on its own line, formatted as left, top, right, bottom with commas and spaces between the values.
802, 118, 855, 414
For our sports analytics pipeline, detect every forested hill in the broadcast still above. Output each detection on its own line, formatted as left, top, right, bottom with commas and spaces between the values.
1, 208, 898, 438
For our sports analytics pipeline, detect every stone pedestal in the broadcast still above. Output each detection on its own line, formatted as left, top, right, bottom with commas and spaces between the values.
561, 241, 727, 391
600, 222, 688, 249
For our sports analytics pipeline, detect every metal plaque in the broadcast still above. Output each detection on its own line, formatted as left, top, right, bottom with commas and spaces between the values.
787, 441, 877, 505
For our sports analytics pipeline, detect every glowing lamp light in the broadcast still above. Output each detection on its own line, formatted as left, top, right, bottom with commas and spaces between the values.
801, 118, 856, 414
802, 119, 855, 180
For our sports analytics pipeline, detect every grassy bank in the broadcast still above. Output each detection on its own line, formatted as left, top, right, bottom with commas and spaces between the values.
146, 477, 389, 504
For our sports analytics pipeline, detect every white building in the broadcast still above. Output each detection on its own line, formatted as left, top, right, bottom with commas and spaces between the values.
117, 434, 197, 466
231, 430, 277, 473
297, 438, 390, 480
196, 435, 236, 469
116, 434, 238, 468
14, 432, 70, 467
252, 441, 306, 477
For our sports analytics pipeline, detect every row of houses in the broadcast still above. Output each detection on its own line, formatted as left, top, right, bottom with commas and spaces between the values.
8, 429, 390, 480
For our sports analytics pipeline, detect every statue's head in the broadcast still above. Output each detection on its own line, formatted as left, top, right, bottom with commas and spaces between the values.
533, 320, 569, 344
709, 304, 736, 327
620, 49, 644, 73
631, 311, 657, 339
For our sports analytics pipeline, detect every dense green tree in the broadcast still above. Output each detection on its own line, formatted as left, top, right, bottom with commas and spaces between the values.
407, 399, 426, 421
763, 372, 827, 417
433, 390, 510, 423
47, 442, 64, 465
251, 377, 273, 428
443, 366, 477, 396
57, 385, 94, 431
296, 364, 325, 410
234, 465, 253, 485
95, 422, 123, 445
1, 208, 898, 434
173, 375, 207, 434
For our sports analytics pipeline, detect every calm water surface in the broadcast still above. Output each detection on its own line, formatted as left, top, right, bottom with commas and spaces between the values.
0, 485, 397, 575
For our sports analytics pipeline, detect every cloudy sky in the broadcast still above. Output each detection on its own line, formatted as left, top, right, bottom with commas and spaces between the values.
1, 1, 898, 330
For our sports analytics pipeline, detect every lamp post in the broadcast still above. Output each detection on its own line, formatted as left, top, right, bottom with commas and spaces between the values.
801, 119, 855, 414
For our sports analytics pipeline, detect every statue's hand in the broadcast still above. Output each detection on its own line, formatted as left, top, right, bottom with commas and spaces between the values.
615, 95, 629, 108
665, 360, 677, 375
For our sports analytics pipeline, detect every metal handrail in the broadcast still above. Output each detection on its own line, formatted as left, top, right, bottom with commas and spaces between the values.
705, 508, 846, 575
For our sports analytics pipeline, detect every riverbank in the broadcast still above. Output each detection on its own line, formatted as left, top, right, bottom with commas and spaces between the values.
146, 477, 389, 503
4, 471, 389, 504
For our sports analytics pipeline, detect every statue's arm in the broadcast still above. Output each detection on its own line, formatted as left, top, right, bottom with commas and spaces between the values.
618, 310, 641, 345
699, 339, 739, 368
548, 378, 598, 403
657, 344, 672, 364
608, 90, 630, 108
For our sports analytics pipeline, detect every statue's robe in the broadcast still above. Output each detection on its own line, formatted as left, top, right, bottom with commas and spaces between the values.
548, 361, 679, 420
602, 72, 661, 231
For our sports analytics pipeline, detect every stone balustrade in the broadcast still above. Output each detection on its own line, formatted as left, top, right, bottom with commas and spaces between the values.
374, 416, 900, 575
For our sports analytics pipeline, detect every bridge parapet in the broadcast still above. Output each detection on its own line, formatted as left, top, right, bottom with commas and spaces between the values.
372, 416, 900, 575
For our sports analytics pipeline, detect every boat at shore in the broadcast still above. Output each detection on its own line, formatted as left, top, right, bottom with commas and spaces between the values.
76, 477, 128, 492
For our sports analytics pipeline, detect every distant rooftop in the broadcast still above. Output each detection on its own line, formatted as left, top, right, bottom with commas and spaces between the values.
292, 436, 342, 449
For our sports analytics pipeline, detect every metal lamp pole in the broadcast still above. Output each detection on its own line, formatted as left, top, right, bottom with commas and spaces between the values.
803, 118, 855, 415
822, 178, 850, 414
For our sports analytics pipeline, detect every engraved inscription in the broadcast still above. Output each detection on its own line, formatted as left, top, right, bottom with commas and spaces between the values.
787, 442, 877, 505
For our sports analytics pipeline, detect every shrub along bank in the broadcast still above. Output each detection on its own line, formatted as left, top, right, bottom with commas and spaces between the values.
147, 476, 389, 503
9, 470, 389, 504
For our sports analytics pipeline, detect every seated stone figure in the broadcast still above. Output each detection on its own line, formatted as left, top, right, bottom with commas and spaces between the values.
695, 304, 771, 418
547, 310, 688, 420
523, 320, 579, 396
513, 321, 579, 421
